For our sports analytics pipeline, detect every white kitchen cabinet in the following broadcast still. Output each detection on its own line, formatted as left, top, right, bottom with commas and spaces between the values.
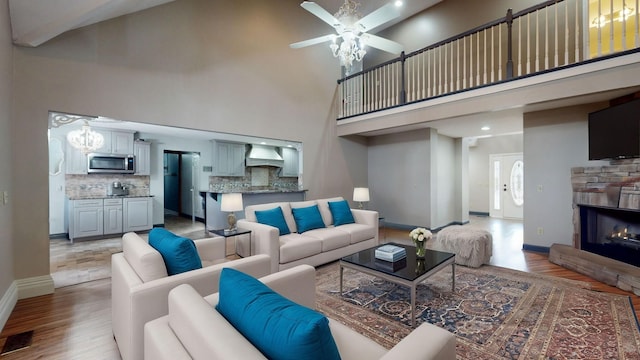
65, 142, 87, 174
103, 198, 123, 235
134, 140, 151, 175
212, 141, 246, 177
281, 147, 299, 177
123, 197, 153, 232
68, 199, 104, 241
93, 128, 134, 154
111, 131, 135, 154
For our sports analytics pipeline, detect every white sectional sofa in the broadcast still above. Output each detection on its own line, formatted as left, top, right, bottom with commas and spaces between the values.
237, 197, 379, 273
144, 265, 457, 360
112, 232, 271, 360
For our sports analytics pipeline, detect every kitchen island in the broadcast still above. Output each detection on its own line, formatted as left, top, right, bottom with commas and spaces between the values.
201, 189, 307, 231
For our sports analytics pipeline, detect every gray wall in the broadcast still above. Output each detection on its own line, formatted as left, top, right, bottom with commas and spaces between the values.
8, 0, 368, 293
368, 128, 462, 230
523, 104, 609, 249
468, 134, 523, 213
0, 0, 15, 329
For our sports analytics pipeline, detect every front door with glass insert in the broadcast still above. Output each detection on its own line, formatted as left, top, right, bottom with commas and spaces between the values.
489, 153, 524, 220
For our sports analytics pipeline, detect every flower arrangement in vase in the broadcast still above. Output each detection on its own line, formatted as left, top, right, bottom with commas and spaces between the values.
409, 227, 432, 258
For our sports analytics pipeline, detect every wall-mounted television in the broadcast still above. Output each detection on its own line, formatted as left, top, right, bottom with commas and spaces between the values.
588, 98, 640, 160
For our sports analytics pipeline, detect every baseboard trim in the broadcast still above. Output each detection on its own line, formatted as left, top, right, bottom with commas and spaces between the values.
469, 211, 490, 217
523, 244, 550, 253
15, 275, 54, 300
0, 282, 18, 331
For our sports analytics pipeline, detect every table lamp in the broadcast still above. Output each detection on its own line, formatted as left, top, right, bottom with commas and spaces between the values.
220, 193, 243, 233
353, 187, 370, 209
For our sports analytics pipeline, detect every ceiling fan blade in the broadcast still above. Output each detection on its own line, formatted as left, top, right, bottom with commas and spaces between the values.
360, 33, 403, 54
300, 2, 342, 28
290, 34, 337, 49
355, 3, 401, 32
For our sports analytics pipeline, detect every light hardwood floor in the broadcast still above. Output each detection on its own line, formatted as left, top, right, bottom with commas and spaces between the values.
1, 216, 639, 359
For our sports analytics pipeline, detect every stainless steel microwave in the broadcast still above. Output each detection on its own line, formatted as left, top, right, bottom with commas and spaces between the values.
87, 153, 135, 174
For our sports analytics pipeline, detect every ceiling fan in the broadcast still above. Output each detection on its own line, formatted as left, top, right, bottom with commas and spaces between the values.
290, 0, 404, 74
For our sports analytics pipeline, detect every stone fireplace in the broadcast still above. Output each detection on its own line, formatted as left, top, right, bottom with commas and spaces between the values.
549, 159, 640, 295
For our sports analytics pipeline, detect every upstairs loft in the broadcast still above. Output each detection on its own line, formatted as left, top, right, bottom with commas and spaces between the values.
336, 0, 640, 138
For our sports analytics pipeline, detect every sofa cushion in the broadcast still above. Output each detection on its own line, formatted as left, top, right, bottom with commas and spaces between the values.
255, 206, 291, 236
279, 233, 323, 263
328, 200, 355, 226
216, 268, 341, 360
292, 205, 326, 233
245, 202, 297, 233
302, 227, 351, 252
148, 228, 203, 276
122, 232, 168, 282
335, 223, 377, 244
315, 197, 344, 226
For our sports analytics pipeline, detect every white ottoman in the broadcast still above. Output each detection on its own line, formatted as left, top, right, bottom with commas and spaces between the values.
431, 225, 492, 268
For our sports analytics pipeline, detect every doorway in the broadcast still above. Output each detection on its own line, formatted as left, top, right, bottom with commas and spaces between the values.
163, 151, 201, 223
489, 153, 524, 219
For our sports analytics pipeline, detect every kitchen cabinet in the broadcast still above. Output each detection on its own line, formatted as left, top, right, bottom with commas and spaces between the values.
103, 198, 123, 235
134, 140, 151, 175
93, 128, 135, 154
123, 197, 153, 232
212, 141, 245, 177
280, 147, 299, 177
69, 199, 104, 241
65, 142, 87, 174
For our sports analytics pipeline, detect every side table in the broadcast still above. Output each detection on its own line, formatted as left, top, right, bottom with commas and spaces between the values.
209, 228, 252, 258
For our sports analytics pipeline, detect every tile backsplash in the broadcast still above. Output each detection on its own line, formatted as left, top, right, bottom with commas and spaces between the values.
209, 167, 299, 192
66, 174, 150, 198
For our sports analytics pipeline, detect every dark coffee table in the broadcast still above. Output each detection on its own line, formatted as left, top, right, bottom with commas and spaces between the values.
340, 242, 455, 327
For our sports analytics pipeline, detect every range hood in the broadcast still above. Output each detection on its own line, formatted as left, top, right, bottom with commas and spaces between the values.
246, 144, 284, 167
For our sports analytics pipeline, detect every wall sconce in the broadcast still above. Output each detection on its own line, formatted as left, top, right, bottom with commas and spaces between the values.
220, 193, 244, 233
353, 187, 370, 209
590, 5, 636, 28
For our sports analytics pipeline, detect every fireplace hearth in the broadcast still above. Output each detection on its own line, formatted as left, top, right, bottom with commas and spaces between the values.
579, 205, 640, 267
549, 159, 640, 295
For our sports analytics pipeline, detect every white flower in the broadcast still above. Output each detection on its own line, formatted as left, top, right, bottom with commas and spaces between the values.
409, 227, 432, 243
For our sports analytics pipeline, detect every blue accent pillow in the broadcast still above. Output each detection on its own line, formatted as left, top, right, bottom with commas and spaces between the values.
255, 207, 291, 235
328, 200, 355, 226
292, 205, 326, 233
216, 268, 341, 360
148, 228, 202, 276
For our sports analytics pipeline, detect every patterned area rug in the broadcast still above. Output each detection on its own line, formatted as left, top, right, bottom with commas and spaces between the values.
315, 262, 640, 359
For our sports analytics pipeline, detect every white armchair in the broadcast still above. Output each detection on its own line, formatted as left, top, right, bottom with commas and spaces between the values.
112, 232, 271, 360
144, 265, 457, 360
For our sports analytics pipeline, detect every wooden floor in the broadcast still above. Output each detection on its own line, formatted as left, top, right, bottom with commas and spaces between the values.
1, 216, 639, 359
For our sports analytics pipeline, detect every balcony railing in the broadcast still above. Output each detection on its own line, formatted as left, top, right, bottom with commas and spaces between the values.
337, 0, 640, 119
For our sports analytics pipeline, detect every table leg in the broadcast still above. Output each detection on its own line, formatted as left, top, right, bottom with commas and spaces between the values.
411, 284, 416, 327
452, 263, 456, 292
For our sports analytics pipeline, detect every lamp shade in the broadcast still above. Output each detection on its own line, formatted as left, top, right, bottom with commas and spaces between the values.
220, 193, 243, 212
353, 187, 370, 202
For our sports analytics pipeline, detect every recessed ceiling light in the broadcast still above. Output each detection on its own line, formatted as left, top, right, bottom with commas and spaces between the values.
394, 1, 403, 7
481, 126, 491, 131
260, 142, 266, 145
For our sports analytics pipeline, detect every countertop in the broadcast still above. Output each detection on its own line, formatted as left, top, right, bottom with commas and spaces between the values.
200, 188, 307, 195
68, 195, 154, 200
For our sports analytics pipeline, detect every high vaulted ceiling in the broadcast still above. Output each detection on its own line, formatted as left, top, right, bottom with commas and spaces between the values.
8, 0, 441, 47
8, 0, 175, 47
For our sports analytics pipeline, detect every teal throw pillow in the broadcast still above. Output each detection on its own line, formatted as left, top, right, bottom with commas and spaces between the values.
255, 207, 291, 235
148, 228, 202, 276
216, 268, 341, 360
328, 200, 355, 226
292, 205, 326, 233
